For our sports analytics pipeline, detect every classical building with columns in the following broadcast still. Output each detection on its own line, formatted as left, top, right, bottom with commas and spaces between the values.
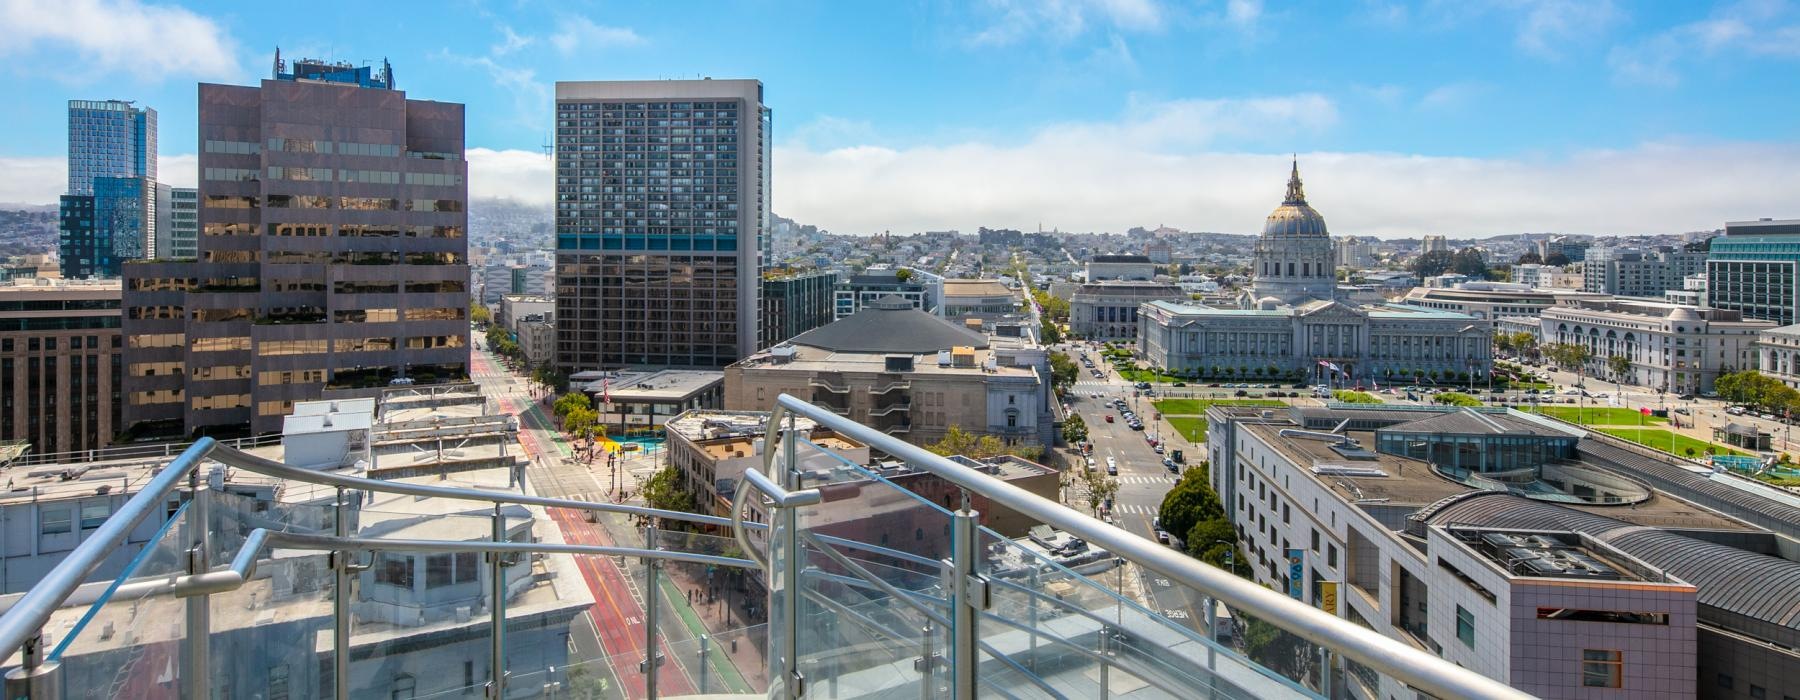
1538, 299, 1772, 394
1138, 163, 1493, 384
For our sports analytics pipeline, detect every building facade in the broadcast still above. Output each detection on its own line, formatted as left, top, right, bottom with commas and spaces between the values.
121, 57, 470, 437
1420, 234, 1448, 253
1537, 299, 1771, 394
66, 99, 155, 196
940, 279, 1017, 318
553, 80, 768, 372
726, 298, 1051, 447
0, 279, 122, 455
162, 186, 198, 260
1068, 281, 1184, 340
1580, 246, 1706, 297
1085, 254, 1157, 282
1707, 218, 1800, 326
497, 294, 553, 333
834, 265, 943, 319
759, 268, 835, 349
1755, 324, 1800, 390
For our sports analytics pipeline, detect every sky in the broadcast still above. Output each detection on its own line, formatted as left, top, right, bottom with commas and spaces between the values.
1, 0, 1798, 238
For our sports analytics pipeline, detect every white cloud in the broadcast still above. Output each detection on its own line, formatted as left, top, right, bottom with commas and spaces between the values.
1225, 0, 1263, 29
0, 0, 240, 81
0, 156, 63, 206
158, 154, 195, 189
491, 25, 535, 56
1512, 0, 1619, 59
967, 0, 1166, 47
549, 16, 646, 55
770, 100, 1799, 238
467, 148, 552, 205
1610, 0, 1800, 86
1417, 82, 1489, 110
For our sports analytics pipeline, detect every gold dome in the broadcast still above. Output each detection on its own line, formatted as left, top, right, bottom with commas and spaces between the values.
1262, 160, 1328, 238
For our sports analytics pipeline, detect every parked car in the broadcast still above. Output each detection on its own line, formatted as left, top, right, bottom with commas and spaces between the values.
1172, 382, 1187, 387
1156, 530, 1172, 545
1235, 390, 1248, 397
1105, 414, 1115, 423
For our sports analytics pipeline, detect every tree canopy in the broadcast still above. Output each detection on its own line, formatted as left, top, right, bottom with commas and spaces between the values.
924, 425, 1043, 461
1157, 466, 1224, 546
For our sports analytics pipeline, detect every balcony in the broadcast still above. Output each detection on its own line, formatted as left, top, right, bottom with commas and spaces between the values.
0, 396, 1526, 700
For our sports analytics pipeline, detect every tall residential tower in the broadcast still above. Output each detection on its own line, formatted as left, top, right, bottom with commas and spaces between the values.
60, 100, 160, 278
553, 80, 768, 371
121, 57, 469, 437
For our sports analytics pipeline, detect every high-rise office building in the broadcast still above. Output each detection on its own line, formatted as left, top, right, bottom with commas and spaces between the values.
121, 56, 469, 437
1579, 245, 1706, 297
66, 100, 155, 196
161, 187, 198, 259
1708, 218, 1800, 326
61, 100, 161, 279
553, 79, 769, 371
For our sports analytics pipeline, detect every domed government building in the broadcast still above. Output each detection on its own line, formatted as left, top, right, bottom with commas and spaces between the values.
1139, 162, 1494, 384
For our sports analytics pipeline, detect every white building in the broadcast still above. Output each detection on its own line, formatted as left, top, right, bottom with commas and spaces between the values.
1400, 283, 1612, 321
1068, 280, 1185, 340
1755, 324, 1800, 390
1538, 299, 1773, 394
1085, 255, 1158, 282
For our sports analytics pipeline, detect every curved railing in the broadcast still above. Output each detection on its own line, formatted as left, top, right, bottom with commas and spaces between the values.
744, 393, 1532, 700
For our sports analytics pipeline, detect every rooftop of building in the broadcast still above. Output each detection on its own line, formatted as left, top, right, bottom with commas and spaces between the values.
1403, 285, 1610, 302
1545, 298, 1770, 325
274, 52, 394, 90
784, 296, 991, 353
1089, 255, 1154, 264
1228, 408, 1755, 532
578, 368, 723, 402
499, 294, 553, 303
941, 279, 1014, 297
1142, 298, 1481, 321
1723, 218, 1800, 237
733, 341, 1039, 380
1418, 493, 1799, 641
1435, 526, 1677, 584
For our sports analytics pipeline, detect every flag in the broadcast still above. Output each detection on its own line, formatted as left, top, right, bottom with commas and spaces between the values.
602, 378, 611, 407
1640, 407, 1650, 416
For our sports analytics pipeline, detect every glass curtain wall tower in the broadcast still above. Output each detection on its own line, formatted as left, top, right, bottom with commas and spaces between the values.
554, 80, 768, 371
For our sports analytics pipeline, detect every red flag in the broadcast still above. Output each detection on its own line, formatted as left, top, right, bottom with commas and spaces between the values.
1640, 407, 1650, 416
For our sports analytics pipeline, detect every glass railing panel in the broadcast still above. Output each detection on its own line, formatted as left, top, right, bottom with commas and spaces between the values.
783, 435, 957, 698
48, 499, 192, 700
505, 653, 629, 700
343, 506, 571, 699
204, 493, 338, 699
648, 528, 768, 695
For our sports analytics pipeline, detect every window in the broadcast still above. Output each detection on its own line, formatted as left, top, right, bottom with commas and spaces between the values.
1327, 543, 1338, 568
1717, 674, 1733, 690
455, 552, 479, 583
426, 554, 454, 588
375, 553, 414, 588
1311, 529, 1320, 552
391, 673, 415, 700
1455, 605, 1475, 648
80, 502, 109, 529
1583, 650, 1623, 688
41, 508, 72, 535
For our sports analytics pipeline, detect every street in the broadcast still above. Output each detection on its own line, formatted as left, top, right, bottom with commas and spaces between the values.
469, 337, 763, 698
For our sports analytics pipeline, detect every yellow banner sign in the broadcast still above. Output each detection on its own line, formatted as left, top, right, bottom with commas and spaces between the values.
1317, 581, 1339, 615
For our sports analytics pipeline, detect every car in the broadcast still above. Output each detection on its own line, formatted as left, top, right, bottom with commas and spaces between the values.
1090, 392, 1101, 399
1136, 382, 1152, 390
1172, 382, 1187, 387
1163, 457, 1177, 470
1208, 383, 1222, 387
1154, 444, 1165, 454
1235, 390, 1248, 397
1105, 414, 1114, 423
1379, 388, 1396, 395
1677, 393, 1696, 401
1674, 407, 1691, 415
1156, 530, 1172, 545
1129, 422, 1145, 431
1726, 406, 1746, 415
1106, 458, 1119, 475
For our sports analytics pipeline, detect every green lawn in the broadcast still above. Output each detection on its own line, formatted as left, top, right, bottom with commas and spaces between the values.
1593, 427, 1747, 458
1117, 368, 1184, 383
1332, 390, 1383, 404
1167, 416, 1209, 441
1525, 406, 1667, 425
1153, 398, 1287, 415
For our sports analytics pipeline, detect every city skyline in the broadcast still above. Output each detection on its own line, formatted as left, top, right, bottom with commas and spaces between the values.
0, 0, 1797, 237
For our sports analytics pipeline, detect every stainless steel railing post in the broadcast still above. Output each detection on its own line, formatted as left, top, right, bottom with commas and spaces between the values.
949, 502, 979, 700
643, 525, 661, 700
2, 633, 60, 699
489, 503, 508, 698
184, 479, 211, 699
780, 413, 805, 698
333, 486, 351, 700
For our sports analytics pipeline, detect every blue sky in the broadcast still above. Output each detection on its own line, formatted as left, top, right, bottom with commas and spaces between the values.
2, 0, 1798, 237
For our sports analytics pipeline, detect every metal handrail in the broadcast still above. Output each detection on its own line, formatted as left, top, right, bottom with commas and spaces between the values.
0, 438, 219, 659
770, 393, 1532, 700
208, 443, 763, 531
